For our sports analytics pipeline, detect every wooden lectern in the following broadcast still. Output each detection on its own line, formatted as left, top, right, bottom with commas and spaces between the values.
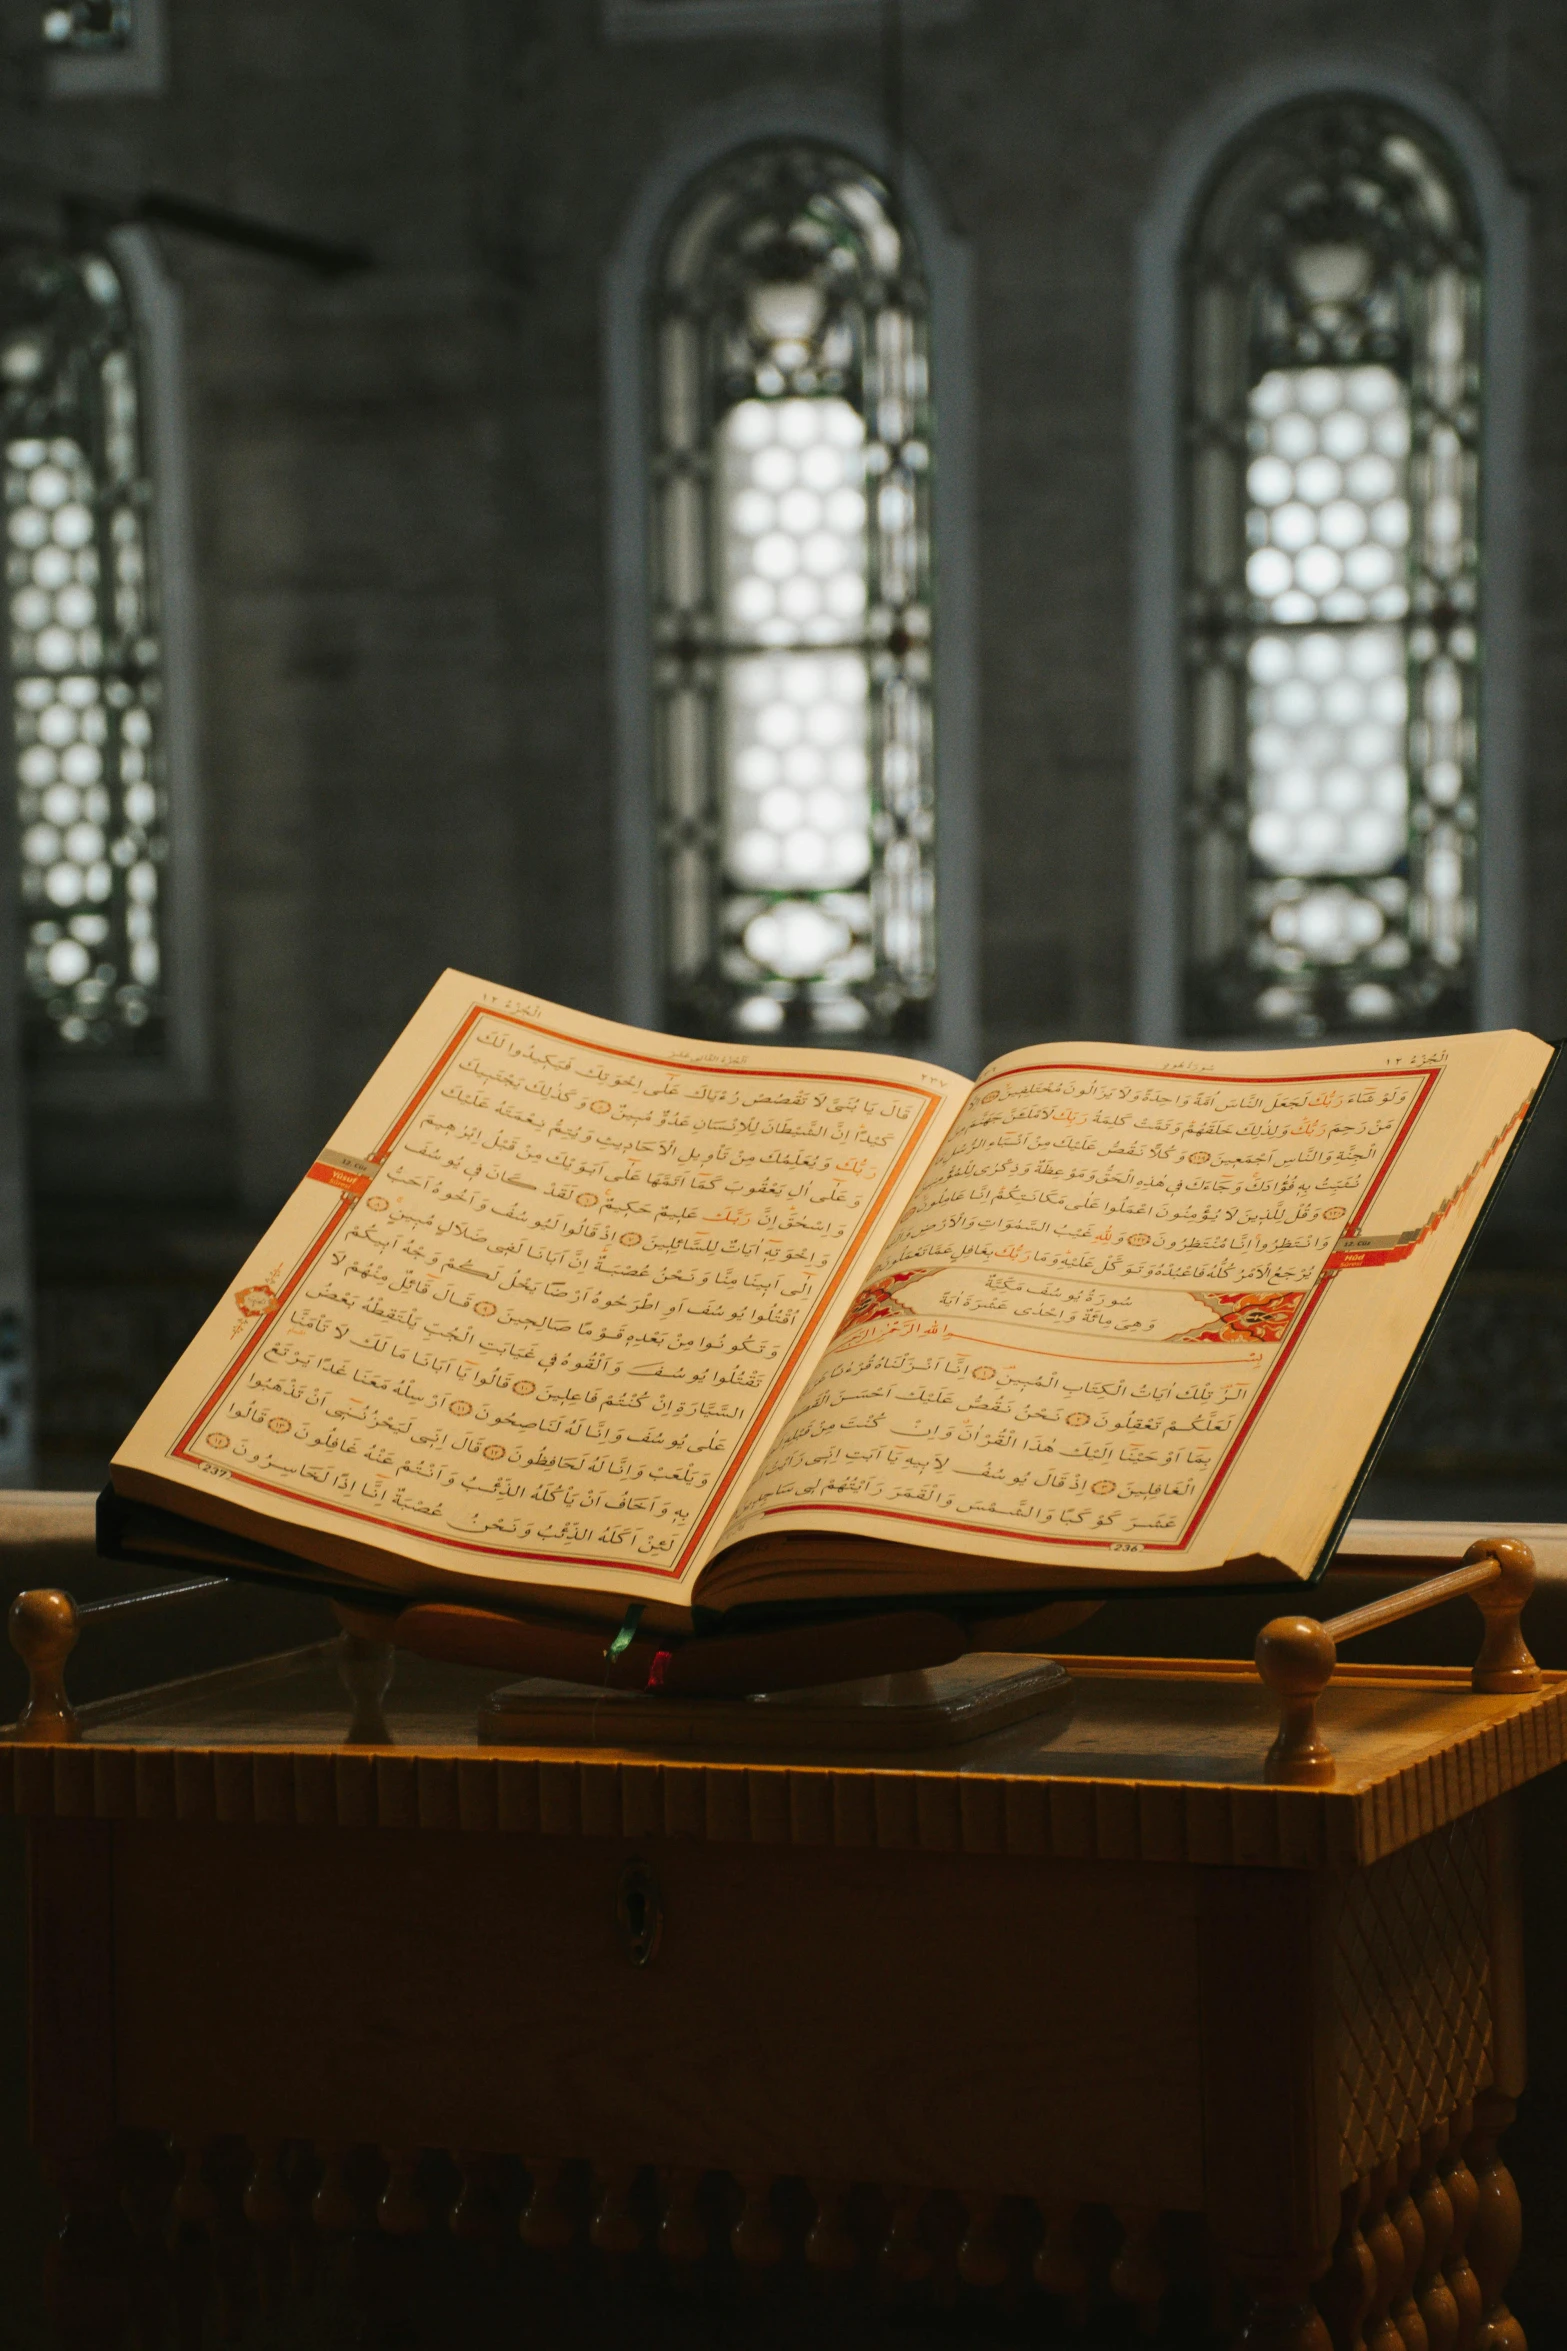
3, 1533, 1562, 2351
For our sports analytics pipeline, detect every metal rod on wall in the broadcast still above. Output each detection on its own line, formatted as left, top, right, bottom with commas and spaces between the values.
61, 189, 373, 277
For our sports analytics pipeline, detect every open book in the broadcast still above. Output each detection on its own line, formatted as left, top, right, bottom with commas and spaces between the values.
109, 973, 1554, 1636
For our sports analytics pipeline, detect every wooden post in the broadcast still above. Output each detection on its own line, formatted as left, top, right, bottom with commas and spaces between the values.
243, 2141, 291, 2317
448, 2152, 503, 2263
657, 2168, 707, 2276
10, 1587, 80, 1744
804, 2181, 857, 2285
1465, 1541, 1541, 1694
332, 1606, 395, 1746
1363, 2160, 1405, 2351
1111, 2208, 1167, 2334
589, 2164, 641, 2264
1464, 2097, 1524, 2351
1316, 2178, 1376, 2351
1438, 2107, 1482, 2351
1255, 1618, 1337, 1785
730, 2175, 783, 2276
519, 2160, 574, 2255
1414, 2125, 1459, 2351
879, 2190, 933, 2294
1034, 2201, 1088, 2325
1385, 2140, 1427, 2351
955, 2196, 1007, 2292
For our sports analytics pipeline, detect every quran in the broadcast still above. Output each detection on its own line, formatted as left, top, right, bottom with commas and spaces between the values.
107, 972, 1554, 1638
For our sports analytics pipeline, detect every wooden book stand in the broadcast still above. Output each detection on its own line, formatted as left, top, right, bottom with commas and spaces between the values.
5, 1532, 1542, 1765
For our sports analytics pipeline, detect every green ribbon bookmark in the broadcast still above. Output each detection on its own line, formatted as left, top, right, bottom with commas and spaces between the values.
606, 1602, 644, 1666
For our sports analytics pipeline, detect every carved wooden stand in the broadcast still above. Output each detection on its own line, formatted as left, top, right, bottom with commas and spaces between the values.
5, 1535, 1550, 2351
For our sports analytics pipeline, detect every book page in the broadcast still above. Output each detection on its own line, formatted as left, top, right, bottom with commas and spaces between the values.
717, 1030, 1553, 1597
112, 975, 967, 1612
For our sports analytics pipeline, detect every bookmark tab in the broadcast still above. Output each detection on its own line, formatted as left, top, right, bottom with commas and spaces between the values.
306, 1148, 381, 1199
606, 1603, 644, 1666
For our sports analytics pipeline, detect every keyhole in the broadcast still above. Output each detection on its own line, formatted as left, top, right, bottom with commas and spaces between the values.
616, 1859, 662, 1967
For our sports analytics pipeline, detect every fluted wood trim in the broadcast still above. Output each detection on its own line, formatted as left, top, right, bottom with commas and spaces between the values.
0, 1675, 1562, 1867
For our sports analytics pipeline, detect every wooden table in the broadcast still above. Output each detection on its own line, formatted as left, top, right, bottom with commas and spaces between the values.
5, 1638, 1561, 2350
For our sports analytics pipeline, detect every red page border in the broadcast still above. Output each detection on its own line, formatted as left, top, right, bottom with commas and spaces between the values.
170, 1006, 949, 1582
760, 1056, 1442, 1555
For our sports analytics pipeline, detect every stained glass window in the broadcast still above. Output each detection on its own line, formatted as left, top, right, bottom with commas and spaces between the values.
1182, 102, 1482, 1038
649, 143, 935, 1043
1, 248, 167, 1057
42, 1, 132, 49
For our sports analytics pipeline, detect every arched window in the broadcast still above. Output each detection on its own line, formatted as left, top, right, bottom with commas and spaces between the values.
0, 244, 172, 1060
1180, 100, 1484, 1039
648, 142, 935, 1045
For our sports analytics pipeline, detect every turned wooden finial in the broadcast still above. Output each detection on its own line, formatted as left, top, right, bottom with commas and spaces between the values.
1110, 2208, 1167, 2335
804, 2182, 858, 2281
730, 2175, 783, 2273
1465, 1538, 1542, 1694
448, 2153, 504, 2259
377, 2149, 427, 2237
332, 1604, 395, 1745
657, 2169, 708, 2272
1316, 2178, 1375, 2351
519, 2160, 574, 2255
1413, 2124, 1459, 2351
1465, 2092, 1525, 2351
879, 2190, 934, 2291
1033, 2202, 1087, 2325
589, 2166, 642, 2263
955, 2198, 1008, 2293
1438, 2105, 1482, 2351
311, 2147, 359, 2237
1256, 1614, 1337, 1785
9, 1587, 80, 1744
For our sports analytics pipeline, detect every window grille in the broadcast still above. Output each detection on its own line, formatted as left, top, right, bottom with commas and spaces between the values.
1, 248, 167, 1057
1182, 101, 1482, 1039
649, 142, 935, 1044
42, 1, 132, 49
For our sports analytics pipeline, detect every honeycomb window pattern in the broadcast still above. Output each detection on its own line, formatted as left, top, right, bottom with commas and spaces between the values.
724, 648, 869, 894
720, 396, 867, 653
6, 297, 167, 1053
1246, 366, 1410, 625
1243, 367, 1415, 1005
718, 396, 882, 1027
1248, 626, 1407, 880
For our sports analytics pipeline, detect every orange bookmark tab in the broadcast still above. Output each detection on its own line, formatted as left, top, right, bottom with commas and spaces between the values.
305, 1148, 380, 1198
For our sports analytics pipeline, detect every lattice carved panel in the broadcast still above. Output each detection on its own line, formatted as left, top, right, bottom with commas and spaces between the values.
1334, 1811, 1491, 2182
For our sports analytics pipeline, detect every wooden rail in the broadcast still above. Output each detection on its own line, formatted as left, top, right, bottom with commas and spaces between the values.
1255, 1539, 1541, 1786
8, 1576, 231, 1743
